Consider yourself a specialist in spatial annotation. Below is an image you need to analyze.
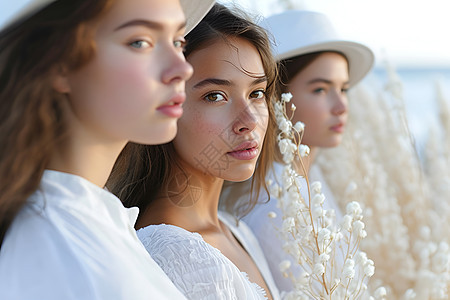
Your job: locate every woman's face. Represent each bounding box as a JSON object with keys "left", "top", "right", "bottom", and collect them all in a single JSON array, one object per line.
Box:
[
  {"left": 61, "top": 0, "right": 193, "bottom": 145},
  {"left": 288, "top": 52, "right": 349, "bottom": 148},
  {"left": 173, "top": 37, "right": 269, "bottom": 182}
]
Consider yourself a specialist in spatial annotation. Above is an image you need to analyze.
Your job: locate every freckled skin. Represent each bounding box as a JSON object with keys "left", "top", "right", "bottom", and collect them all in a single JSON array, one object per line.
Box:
[{"left": 174, "top": 37, "right": 269, "bottom": 182}]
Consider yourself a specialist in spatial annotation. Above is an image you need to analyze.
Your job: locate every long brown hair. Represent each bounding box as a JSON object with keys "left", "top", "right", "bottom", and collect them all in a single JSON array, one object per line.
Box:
[
  {"left": 0, "top": 0, "right": 114, "bottom": 246},
  {"left": 107, "top": 3, "right": 278, "bottom": 219}
]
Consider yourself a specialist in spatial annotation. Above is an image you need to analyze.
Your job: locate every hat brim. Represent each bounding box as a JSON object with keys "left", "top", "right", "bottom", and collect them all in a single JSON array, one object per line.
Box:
[
  {"left": 181, "top": 0, "right": 215, "bottom": 34},
  {"left": 1, "top": 0, "right": 214, "bottom": 35},
  {"left": 278, "top": 40, "right": 374, "bottom": 87}
]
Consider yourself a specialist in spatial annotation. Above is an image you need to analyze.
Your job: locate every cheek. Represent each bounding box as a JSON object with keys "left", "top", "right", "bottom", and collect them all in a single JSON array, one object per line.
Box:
[{"left": 175, "top": 108, "right": 227, "bottom": 154}]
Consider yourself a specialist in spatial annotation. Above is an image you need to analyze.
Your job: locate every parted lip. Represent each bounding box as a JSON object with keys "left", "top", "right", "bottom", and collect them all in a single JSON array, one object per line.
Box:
[
  {"left": 330, "top": 120, "right": 345, "bottom": 129},
  {"left": 157, "top": 92, "right": 186, "bottom": 109},
  {"left": 228, "top": 140, "right": 259, "bottom": 153}
]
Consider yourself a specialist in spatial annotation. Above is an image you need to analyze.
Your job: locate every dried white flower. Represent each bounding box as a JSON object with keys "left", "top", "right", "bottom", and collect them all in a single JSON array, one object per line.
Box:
[
  {"left": 278, "top": 118, "right": 292, "bottom": 135},
  {"left": 346, "top": 201, "right": 362, "bottom": 217},
  {"left": 352, "top": 220, "right": 365, "bottom": 237},
  {"left": 343, "top": 259, "right": 355, "bottom": 279},
  {"left": 278, "top": 138, "right": 290, "bottom": 154},
  {"left": 268, "top": 211, "right": 277, "bottom": 219},
  {"left": 298, "top": 272, "right": 310, "bottom": 286},
  {"left": 319, "top": 253, "right": 331, "bottom": 263},
  {"left": 318, "top": 228, "right": 331, "bottom": 243},
  {"left": 282, "top": 217, "right": 295, "bottom": 233},
  {"left": 271, "top": 91, "right": 380, "bottom": 299},
  {"left": 281, "top": 92, "right": 293, "bottom": 103},
  {"left": 299, "top": 144, "right": 310, "bottom": 157},
  {"left": 374, "top": 287, "right": 387, "bottom": 299},
  {"left": 279, "top": 260, "right": 291, "bottom": 272},
  {"left": 313, "top": 263, "right": 325, "bottom": 276},
  {"left": 312, "top": 193, "right": 325, "bottom": 206},
  {"left": 364, "top": 259, "right": 375, "bottom": 277},
  {"left": 311, "top": 181, "right": 322, "bottom": 194},
  {"left": 403, "top": 289, "right": 416, "bottom": 299},
  {"left": 341, "top": 215, "right": 353, "bottom": 231},
  {"left": 294, "top": 121, "right": 305, "bottom": 132},
  {"left": 290, "top": 103, "right": 296, "bottom": 111}
]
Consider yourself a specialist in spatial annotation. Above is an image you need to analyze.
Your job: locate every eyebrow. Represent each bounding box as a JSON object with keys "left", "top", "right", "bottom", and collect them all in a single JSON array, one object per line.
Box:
[
  {"left": 308, "top": 78, "right": 350, "bottom": 85},
  {"left": 114, "top": 19, "right": 187, "bottom": 32},
  {"left": 193, "top": 77, "right": 267, "bottom": 89}
]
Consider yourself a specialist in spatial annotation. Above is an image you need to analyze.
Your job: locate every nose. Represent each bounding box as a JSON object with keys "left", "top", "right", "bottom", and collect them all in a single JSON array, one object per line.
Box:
[
  {"left": 161, "top": 48, "right": 193, "bottom": 84},
  {"left": 331, "top": 89, "right": 348, "bottom": 116},
  {"left": 232, "top": 102, "right": 259, "bottom": 134}
]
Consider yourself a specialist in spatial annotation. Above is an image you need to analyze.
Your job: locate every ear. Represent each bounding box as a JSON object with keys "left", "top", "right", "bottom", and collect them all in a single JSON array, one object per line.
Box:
[{"left": 51, "top": 65, "right": 71, "bottom": 94}]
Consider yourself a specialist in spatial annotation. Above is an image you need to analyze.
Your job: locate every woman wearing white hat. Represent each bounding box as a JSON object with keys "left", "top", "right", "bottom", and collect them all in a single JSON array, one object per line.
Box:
[
  {"left": 0, "top": 0, "right": 213, "bottom": 299},
  {"left": 220, "top": 10, "right": 374, "bottom": 294}
]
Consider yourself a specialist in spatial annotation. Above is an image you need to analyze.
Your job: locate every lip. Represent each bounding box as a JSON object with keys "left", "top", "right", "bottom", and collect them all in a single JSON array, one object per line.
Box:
[
  {"left": 330, "top": 123, "right": 345, "bottom": 133},
  {"left": 156, "top": 93, "right": 186, "bottom": 118},
  {"left": 227, "top": 140, "right": 259, "bottom": 160}
]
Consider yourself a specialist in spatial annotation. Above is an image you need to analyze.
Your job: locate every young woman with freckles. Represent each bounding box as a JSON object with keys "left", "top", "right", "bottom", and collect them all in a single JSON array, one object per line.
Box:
[
  {"left": 0, "top": 0, "right": 213, "bottom": 299},
  {"left": 108, "top": 4, "right": 281, "bottom": 299},
  {"left": 220, "top": 10, "right": 375, "bottom": 294}
]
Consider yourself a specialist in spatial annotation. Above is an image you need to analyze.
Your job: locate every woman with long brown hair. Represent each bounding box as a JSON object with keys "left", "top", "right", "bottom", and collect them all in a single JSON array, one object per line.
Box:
[
  {"left": 0, "top": 0, "right": 213, "bottom": 299},
  {"left": 108, "top": 3, "right": 280, "bottom": 299}
]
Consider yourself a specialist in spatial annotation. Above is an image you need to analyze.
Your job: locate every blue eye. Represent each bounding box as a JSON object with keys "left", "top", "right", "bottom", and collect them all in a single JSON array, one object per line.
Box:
[
  {"left": 313, "top": 87, "right": 326, "bottom": 94},
  {"left": 204, "top": 92, "right": 225, "bottom": 102},
  {"left": 341, "top": 88, "right": 349, "bottom": 94},
  {"left": 129, "top": 40, "right": 151, "bottom": 49},
  {"left": 174, "top": 39, "right": 187, "bottom": 50},
  {"left": 250, "top": 90, "right": 265, "bottom": 100}
]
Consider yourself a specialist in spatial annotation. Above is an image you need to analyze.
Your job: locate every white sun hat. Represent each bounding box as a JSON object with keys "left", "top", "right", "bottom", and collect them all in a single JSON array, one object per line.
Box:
[
  {"left": 0, "top": 0, "right": 215, "bottom": 34},
  {"left": 262, "top": 10, "right": 374, "bottom": 87}
]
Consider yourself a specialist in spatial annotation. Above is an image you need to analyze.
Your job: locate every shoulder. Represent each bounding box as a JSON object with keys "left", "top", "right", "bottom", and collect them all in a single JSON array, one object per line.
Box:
[
  {"left": 0, "top": 207, "right": 96, "bottom": 299},
  {"left": 137, "top": 224, "right": 220, "bottom": 265},
  {"left": 137, "top": 224, "right": 243, "bottom": 298}
]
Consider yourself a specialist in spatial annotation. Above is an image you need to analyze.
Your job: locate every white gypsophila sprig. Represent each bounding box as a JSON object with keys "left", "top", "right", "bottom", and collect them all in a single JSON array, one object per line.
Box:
[
  {"left": 315, "top": 76, "right": 450, "bottom": 297},
  {"left": 271, "top": 93, "right": 378, "bottom": 299}
]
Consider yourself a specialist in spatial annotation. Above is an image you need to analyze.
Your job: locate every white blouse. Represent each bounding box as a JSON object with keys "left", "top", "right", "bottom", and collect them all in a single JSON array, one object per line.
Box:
[
  {"left": 0, "top": 170, "right": 187, "bottom": 300},
  {"left": 137, "top": 212, "right": 281, "bottom": 300}
]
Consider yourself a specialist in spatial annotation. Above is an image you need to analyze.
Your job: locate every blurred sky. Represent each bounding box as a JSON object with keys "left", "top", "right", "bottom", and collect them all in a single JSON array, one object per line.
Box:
[{"left": 220, "top": 0, "right": 450, "bottom": 68}]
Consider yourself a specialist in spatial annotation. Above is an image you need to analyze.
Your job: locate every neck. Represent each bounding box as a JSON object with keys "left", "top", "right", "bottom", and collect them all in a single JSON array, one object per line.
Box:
[
  {"left": 138, "top": 163, "right": 225, "bottom": 233},
  {"left": 48, "top": 130, "right": 126, "bottom": 188}
]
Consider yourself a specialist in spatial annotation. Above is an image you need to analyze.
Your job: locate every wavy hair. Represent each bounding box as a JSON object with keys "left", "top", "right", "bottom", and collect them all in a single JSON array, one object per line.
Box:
[
  {"left": 0, "top": 0, "right": 114, "bottom": 246},
  {"left": 108, "top": 3, "right": 278, "bottom": 220}
]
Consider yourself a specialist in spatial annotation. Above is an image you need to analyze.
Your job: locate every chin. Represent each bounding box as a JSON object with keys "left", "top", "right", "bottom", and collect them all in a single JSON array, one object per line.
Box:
[
  {"left": 222, "top": 166, "right": 255, "bottom": 182},
  {"left": 150, "top": 122, "right": 178, "bottom": 145},
  {"left": 321, "top": 139, "right": 342, "bottom": 148}
]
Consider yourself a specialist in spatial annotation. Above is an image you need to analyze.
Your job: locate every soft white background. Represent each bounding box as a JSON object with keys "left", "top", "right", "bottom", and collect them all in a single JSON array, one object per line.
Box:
[{"left": 220, "top": 0, "right": 450, "bottom": 68}]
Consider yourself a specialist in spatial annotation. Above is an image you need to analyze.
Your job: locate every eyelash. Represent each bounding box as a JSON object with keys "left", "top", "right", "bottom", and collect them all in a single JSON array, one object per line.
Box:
[
  {"left": 250, "top": 89, "right": 266, "bottom": 100},
  {"left": 128, "top": 37, "right": 186, "bottom": 52},
  {"left": 129, "top": 39, "right": 152, "bottom": 49},
  {"left": 174, "top": 38, "right": 187, "bottom": 51},
  {"left": 202, "top": 89, "right": 266, "bottom": 104},
  {"left": 203, "top": 92, "right": 226, "bottom": 103}
]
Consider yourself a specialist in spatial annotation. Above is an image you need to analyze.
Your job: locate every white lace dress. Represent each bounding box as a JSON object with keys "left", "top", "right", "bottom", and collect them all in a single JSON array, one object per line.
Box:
[{"left": 137, "top": 212, "right": 280, "bottom": 300}]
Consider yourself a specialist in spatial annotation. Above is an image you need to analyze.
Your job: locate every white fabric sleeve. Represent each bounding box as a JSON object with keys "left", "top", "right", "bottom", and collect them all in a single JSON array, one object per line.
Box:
[
  {"left": 138, "top": 225, "right": 247, "bottom": 300},
  {"left": 0, "top": 211, "right": 97, "bottom": 300}
]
